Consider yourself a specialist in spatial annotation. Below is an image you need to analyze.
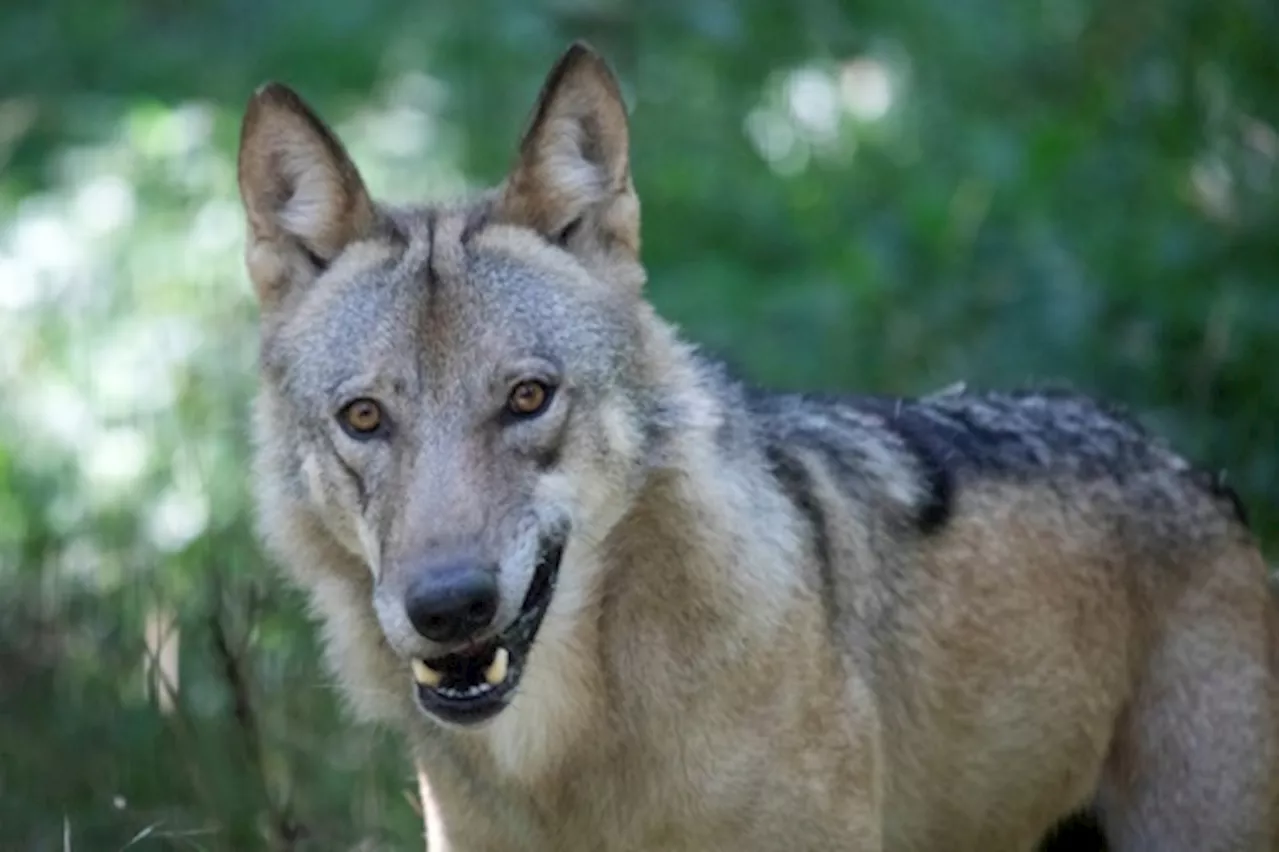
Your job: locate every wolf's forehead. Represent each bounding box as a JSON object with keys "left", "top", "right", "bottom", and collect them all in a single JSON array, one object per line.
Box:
[
  {"left": 272, "top": 204, "right": 606, "bottom": 395},
  {"left": 382, "top": 202, "right": 566, "bottom": 315},
  {"left": 315, "top": 205, "right": 547, "bottom": 326}
]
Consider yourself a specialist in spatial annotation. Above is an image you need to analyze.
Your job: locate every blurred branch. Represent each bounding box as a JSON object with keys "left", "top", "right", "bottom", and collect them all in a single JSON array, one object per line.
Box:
[
  {"left": 208, "top": 579, "right": 306, "bottom": 852},
  {"left": 143, "top": 604, "right": 180, "bottom": 715},
  {"left": 139, "top": 597, "right": 222, "bottom": 841}
]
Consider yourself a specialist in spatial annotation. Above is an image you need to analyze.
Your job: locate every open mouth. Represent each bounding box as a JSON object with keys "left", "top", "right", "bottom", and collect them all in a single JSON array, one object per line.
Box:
[{"left": 409, "top": 533, "right": 565, "bottom": 726}]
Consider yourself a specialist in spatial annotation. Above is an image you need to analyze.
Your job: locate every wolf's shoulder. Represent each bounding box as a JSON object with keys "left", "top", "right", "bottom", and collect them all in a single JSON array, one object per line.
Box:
[
  {"left": 744, "top": 383, "right": 1171, "bottom": 476},
  {"left": 850, "top": 386, "right": 1171, "bottom": 478},
  {"left": 738, "top": 381, "right": 1248, "bottom": 532}
]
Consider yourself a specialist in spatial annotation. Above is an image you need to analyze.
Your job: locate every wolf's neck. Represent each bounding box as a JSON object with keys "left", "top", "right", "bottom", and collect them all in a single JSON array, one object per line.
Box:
[
  {"left": 591, "top": 313, "right": 812, "bottom": 690},
  {"left": 616, "top": 309, "right": 800, "bottom": 622}
]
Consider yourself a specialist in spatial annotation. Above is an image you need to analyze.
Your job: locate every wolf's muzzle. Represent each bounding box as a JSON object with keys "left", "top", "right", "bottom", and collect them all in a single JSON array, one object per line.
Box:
[
  {"left": 403, "top": 557, "right": 500, "bottom": 644},
  {"left": 409, "top": 528, "right": 568, "bottom": 726}
]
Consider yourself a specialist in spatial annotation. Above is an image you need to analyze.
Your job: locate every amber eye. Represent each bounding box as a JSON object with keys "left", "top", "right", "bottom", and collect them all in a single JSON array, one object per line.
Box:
[
  {"left": 339, "top": 398, "right": 385, "bottom": 438},
  {"left": 507, "top": 380, "right": 553, "bottom": 418}
]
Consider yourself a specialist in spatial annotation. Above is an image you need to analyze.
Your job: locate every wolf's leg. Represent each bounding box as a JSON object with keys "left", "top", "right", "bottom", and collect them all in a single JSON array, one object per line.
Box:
[{"left": 1096, "top": 548, "right": 1277, "bottom": 852}]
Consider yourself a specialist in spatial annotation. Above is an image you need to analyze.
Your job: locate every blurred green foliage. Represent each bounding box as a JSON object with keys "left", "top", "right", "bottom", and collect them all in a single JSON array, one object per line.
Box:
[{"left": 0, "top": 0, "right": 1274, "bottom": 849}]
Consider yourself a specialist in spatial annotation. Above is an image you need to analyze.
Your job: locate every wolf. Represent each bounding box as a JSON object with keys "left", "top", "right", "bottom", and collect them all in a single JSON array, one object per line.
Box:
[{"left": 237, "top": 42, "right": 1278, "bottom": 851}]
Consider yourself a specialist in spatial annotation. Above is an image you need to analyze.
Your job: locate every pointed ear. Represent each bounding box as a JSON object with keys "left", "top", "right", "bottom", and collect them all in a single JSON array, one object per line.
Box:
[
  {"left": 499, "top": 43, "right": 640, "bottom": 265},
  {"left": 237, "top": 83, "right": 375, "bottom": 308}
]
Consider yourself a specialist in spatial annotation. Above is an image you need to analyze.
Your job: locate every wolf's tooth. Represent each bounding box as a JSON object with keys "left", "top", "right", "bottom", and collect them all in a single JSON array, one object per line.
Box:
[
  {"left": 484, "top": 646, "right": 510, "bottom": 686},
  {"left": 411, "top": 658, "right": 443, "bottom": 687}
]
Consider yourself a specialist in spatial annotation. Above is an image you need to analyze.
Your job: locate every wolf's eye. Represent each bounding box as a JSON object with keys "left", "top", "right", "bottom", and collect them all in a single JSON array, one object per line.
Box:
[
  {"left": 507, "top": 380, "right": 553, "bottom": 418},
  {"left": 339, "top": 398, "right": 386, "bottom": 438}
]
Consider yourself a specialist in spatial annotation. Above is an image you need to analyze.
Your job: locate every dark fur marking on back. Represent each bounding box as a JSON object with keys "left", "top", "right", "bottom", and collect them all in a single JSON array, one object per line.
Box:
[
  {"left": 748, "top": 389, "right": 954, "bottom": 536},
  {"left": 878, "top": 408, "right": 954, "bottom": 534},
  {"left": 828, "top": 396, "right": 956, "bottom": 533},
  {"left": 763, "top": 443, "right": 840, "bottom": 630},
  {"left": 746, "top": 374, "right": 1252, "bottom": 543},
  {"left": 853, "top": 394, "right": 1047, "bottom": 474}
]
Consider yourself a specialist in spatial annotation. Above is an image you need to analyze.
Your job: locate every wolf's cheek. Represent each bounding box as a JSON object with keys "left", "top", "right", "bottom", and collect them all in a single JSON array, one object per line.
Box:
[
  {"left": 597, "top": 397, "right": 643, "bottom": 465},
  {"left": 533, "top": 405, "right": 641, "bottom": 539},
  {"left": 301, "top": 451, "right": 380, "bottom": 573}
]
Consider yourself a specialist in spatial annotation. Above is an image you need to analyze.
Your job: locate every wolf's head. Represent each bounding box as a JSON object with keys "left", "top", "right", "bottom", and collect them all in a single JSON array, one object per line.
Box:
[{"left": 239, "top": 45, "right": 671, "bottom": 728}]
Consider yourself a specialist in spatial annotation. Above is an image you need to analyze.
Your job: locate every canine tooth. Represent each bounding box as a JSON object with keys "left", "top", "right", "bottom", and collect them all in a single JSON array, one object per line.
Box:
[
  {"left": 484, "top": 647, "right": 510, "bottom": 686},
  {"left": 411, "top": 658, "right": 442, "bottom": 687}
]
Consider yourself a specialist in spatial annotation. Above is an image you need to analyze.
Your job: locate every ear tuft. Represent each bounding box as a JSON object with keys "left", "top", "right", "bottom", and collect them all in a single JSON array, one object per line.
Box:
[
  {"left": 237, "top": 83, "right": 374, "bottom": 307},
  {"left": 500, "top": 42, "right": 639, "bottom": 260}
]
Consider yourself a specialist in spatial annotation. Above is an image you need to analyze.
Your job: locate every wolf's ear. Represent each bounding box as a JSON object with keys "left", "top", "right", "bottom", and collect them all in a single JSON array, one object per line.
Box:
[
  {"left": 499, "top": 43, "right": 640, "bottom": 268},
  {"left": 237, "top": 83, "right": 375, "bottom": 309}
]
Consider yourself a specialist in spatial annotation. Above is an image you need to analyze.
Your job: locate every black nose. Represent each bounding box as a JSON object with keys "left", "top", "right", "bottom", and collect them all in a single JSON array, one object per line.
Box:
[{"left": 404, "top": 558, "right": 500, "bottom": 643}]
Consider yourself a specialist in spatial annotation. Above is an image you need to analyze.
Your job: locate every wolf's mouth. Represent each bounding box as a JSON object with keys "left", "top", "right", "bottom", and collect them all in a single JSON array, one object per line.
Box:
[{"left": 409, "top": 533, "right": 565, "bottom": 726}]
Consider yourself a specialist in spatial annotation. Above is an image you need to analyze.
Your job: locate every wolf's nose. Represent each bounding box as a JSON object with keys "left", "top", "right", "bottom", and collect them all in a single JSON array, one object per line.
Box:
[{"left": 404, "top": 559, "right": 500, "bottom": 644}]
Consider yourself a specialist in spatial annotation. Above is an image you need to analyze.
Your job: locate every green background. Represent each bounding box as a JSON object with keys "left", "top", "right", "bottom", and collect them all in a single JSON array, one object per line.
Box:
[{"left": 0, "top": 0, "right": 1274, "bottom": 848}]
